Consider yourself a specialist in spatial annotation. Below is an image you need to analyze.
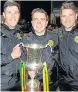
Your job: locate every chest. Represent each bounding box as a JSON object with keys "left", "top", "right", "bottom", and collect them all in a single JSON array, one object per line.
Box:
[
  {"left": 1, "top": 34, "right": 19, "bottom": 53},
  {"left": 59, "top": 32, "right": 78, "bottom": 53}
]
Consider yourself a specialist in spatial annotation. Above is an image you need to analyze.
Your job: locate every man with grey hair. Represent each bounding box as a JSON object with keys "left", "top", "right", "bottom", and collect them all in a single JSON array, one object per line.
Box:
[
  {"left": 1, "top": 1, "right": 21, "bottom": 91},
  {"left": 53, "top": 1, "right": 78, "bottom": 91}
]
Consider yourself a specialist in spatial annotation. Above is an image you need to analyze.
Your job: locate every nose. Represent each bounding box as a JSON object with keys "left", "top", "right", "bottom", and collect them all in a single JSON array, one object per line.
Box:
[
  {"left": 66, "top": 16, "right": 70, "bottom": 22},
  {"left": 11, "top": 13, "right": 15, "bottom": 18},
  {"left": 37, "top": 19, "right": 41, "bottom": 24}
]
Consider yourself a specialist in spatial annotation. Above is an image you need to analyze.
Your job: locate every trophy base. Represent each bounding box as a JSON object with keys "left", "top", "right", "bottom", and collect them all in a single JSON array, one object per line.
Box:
[{"left": 26, "top": 79, "right": 41, "bottom": 92}]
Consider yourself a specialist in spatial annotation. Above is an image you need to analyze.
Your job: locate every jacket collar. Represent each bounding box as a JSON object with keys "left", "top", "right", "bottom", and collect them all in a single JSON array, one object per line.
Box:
[
  {"left": 61, "top": 24, "right": 78, "bottom": 33},
  {"left": 32, "top": 27, "right": 47, "bottom": 37}
]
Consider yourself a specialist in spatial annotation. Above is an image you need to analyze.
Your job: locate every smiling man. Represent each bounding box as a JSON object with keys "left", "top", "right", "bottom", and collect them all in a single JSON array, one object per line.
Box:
[
  {"left": 1, "top": 1, "right": 21, "bottom": 91},
  {"left": 53, "top": 1, "right": 78, "bottom": 91},
  {"left": 11, "top": 8, "right": 59, "bottom": 91}
]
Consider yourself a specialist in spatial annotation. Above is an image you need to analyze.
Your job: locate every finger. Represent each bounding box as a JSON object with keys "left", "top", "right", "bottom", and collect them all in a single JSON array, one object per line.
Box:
[{"left": 13, "top": 44, "right": 21, "bottom": 51}]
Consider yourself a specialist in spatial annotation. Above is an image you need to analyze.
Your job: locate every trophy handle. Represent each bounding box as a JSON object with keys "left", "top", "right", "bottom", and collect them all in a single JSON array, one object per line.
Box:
[
  {"left": 19, "top": 61, "right": 26, "bottom": 92},
  {"left": 43, "top": 62, "right": 49, "bottom": 91}
]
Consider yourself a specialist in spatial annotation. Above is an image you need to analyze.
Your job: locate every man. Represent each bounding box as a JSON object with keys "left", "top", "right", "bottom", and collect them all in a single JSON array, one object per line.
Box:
[
  {"left": 1, "top": 1, "right": 21, "bottom": 91},
  {"left": 53, "top": 1, "right": 78, "bottom": 91},
  {"left": 11, "top": 8, "right": 59, "bottom": 91}
]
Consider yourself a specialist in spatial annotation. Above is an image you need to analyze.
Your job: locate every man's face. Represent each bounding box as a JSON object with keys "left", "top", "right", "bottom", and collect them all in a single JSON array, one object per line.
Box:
[
  {"left": 3, "top": 6, "right": 20, "bottom": 29},
  {"left": 60, "top": 9, "right": 77, "bottom": 29},
  {"left": 31, "top": 12, "right": 48, "bottom": 35}
]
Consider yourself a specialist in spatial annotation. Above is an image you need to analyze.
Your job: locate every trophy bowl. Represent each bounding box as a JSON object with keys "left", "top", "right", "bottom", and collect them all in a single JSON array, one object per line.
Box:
[
  {"left": 24, "top": 44, "right": 46, "bottom": 72},
  {"left": 19, "top": 43, "right": 49, "bottom": 91}
]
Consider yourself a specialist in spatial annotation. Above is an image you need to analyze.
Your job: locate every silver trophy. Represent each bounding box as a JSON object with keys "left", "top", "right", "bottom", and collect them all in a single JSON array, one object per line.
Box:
[
  {"left": 19, "top": 41, "right": 54, "bottom": 92},
  {"left": 19, "top": 43, "right": 47, "bottom": 92}
]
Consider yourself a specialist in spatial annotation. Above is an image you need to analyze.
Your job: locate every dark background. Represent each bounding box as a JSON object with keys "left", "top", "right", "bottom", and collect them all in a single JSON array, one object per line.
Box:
[
  {"left": 1, "top": 1, "right": 51, "bottom": 22},
  {"left": 1, "top": 1, "right": 78, "bottom": 22}
]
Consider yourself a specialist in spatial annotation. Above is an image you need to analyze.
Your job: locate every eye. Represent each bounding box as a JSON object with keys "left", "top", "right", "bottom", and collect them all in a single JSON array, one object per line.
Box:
[
  {"left": 69, "top": 14, "right": 73, "bottom": 17},
  {"left": 15, "top": 12, "right": 18, "bottom": 14},
  {"left": 7, "top": 11, "right": 11, "bottom": 14},
  {"left": 15, "top": 11, "right": 19, "bottom": 15},
  {"left": 32, "top": 18, "right": 38, "bottom": 21},
  {"left": 41, "top": 18, "right": 46, "bottom": 21},
  {"left": 61, "top": 15, "right": 66, "bottom": 18}
]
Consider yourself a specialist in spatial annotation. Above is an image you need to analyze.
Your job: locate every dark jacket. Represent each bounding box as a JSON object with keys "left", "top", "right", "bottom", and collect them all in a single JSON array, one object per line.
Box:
[
  {"left": 1, "top": 24, "right": 21, "bottom": 90},
  {"left": 53, "top": 25, "right": 78, "bottom": 90},
  {"left": 22, "top": 28, "right": 59, "bottom": 90}
]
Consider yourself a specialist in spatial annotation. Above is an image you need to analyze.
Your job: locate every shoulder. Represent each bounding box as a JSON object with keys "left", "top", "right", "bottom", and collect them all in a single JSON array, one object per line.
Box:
[
  {"left": 47, "top": 29, "right": 59, "bottom": 39},
  {"left": 74, "top": 28, "right": 78, "bottom": 36},
  {"left": 1, "top": 24, "right": 6, "bottom": 31},
  {"left": 1, "top": 24, "right": 7, "bottom": 37},
  {"left": 75, "top": 25, "right": 78, "bottom": 32},
  {"left": 72, "top": 25, "right": 78, "bottom": 35},
  {"left": 1, "top": 24, "right": 10, "bottom": 34},
  {"left": 24, "top": 32, "right": 33, "bottom": 38},
  {"left": 47, "top": 29, "right": 57, "bottom": 35},
  {"left": 52, "top": 27, "right": 64, "bottom": 38},
  {"left": 46, "top": 29, "right": 59, "bottom": 45},
  {"left": 52, "top": 27, "right": 62, "bottom": 34},
  {"left": 23, "top": 32, "right": 33, "bottom": 43}
]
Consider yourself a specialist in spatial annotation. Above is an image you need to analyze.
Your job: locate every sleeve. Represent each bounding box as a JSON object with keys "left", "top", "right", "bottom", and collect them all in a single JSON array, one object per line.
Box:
[
  {"left": 1, "top": 50, "right": 13, "bottom": 66},
  {"left": 1, "top": 34, "right": 13, "bottom": 66}
]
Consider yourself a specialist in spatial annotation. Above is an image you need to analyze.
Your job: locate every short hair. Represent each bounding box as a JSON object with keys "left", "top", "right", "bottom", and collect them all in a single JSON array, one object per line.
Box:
[
  {"left": 60, "top": 1, "right": 76, "bottom": 14},
  {"left": 31, "top": 8, "right": 49, "bottom": 21},
  {"left": 4, "top": 1, "right": 20, "bottom": 12}
]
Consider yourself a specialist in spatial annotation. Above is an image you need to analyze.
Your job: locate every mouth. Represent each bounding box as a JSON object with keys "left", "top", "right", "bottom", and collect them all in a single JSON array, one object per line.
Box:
[
  {"left": 10, "top": 18, "right": 16, "bottom": 21},
  {"left": 36, "top": 25, "right": 42, "bottom": 28}
]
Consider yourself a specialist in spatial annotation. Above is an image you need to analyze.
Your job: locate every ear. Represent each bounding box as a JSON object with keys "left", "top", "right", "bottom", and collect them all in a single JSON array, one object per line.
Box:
[
  {"left": 46, "top": 21, "right": 48, "bottom": 27},
  {"left": 31, "top": 20, "right": 33, "bottom": 26},
  {"left": 76, "top": 13, "right": 78, "bottom": 20},
  {"left": 60, "top": 15, "right": 62, "bottom": 24},
  {"left": 31, "top": 20, "right": 32, "bottom": 24},
  {"left": 3, "top": 12, "right": 5, "bottom": 18}
]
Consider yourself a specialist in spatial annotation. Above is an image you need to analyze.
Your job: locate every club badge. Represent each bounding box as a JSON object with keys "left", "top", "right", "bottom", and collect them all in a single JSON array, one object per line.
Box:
[{"left": 74, "top": 36, "right": 78, "bottom": 43}]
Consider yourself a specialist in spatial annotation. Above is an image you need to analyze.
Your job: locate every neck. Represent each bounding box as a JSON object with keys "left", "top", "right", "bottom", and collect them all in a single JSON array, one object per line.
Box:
[
  {"left": 35, "top": 30, "right": 46, "bottom": 36},
  {"left": 4, "top": 23, "right": 15, "bottom": 29}
]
